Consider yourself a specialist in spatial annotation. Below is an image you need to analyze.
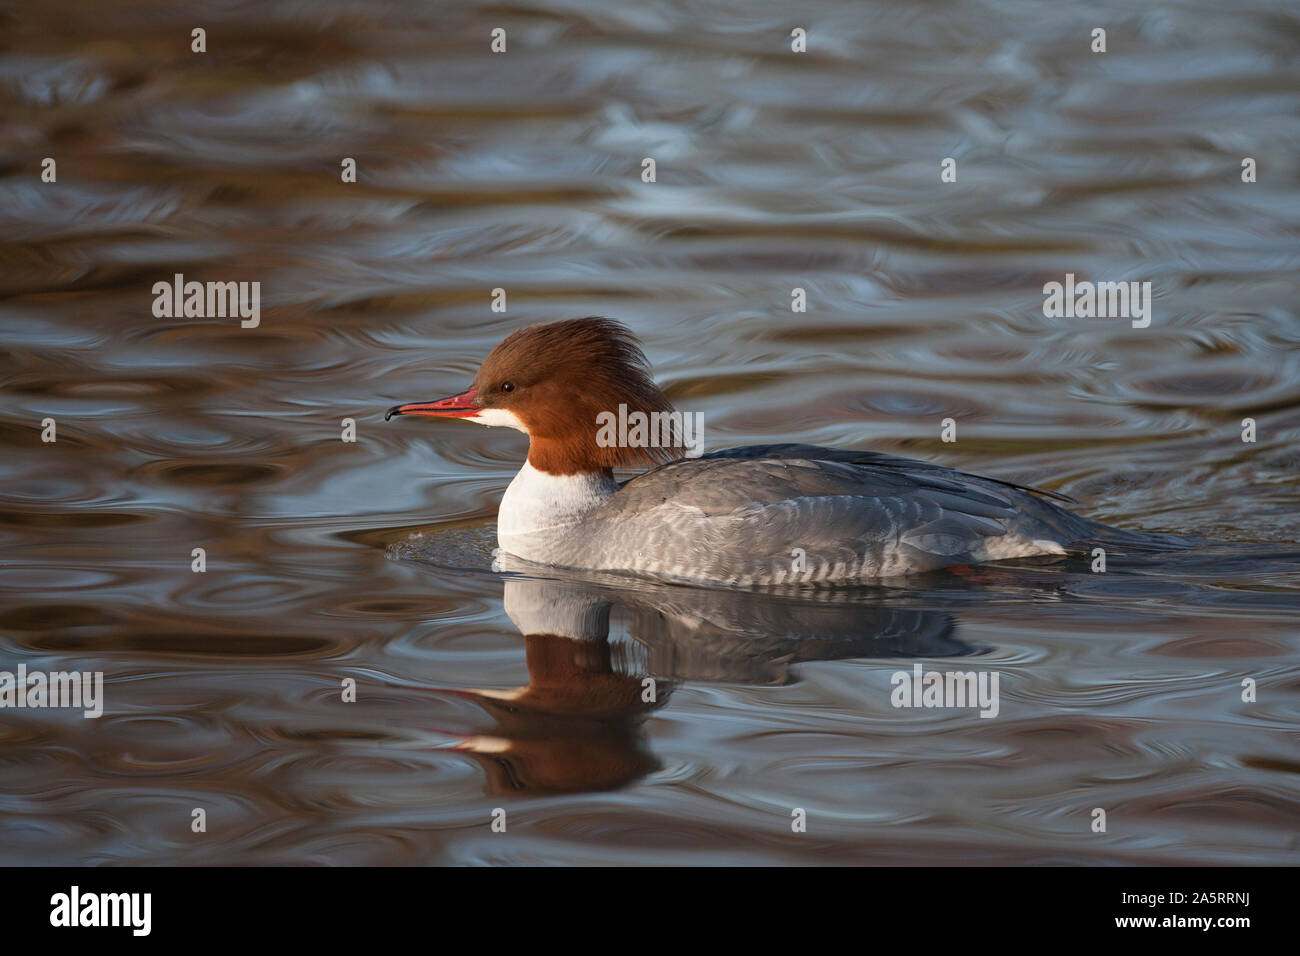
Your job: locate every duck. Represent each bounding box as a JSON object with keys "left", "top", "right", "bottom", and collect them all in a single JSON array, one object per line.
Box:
[{"left": 386, "top": 316, "right": 1121, "bottom": 586}]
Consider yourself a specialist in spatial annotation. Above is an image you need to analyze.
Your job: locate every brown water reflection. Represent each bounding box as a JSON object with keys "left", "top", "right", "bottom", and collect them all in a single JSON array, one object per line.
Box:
[{"left": 1, "top": 0, "right": 1299, "bottom": 864}]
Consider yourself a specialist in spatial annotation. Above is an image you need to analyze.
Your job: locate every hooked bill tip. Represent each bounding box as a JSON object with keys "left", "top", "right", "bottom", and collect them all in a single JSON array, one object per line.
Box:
[{"left": 384, "top": 405, "right": 401, "bottom": 421}]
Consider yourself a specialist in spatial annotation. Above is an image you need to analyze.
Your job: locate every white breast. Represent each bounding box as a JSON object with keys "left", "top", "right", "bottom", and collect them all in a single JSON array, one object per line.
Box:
[{"left": 497, "top": 461, "right": 617, "bottom": 562}]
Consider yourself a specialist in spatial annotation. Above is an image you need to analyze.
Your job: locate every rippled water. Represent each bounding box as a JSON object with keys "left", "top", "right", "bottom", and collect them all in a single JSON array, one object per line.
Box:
[{"left": 2, "top": 0, "right": 1298, "bottom": 865}]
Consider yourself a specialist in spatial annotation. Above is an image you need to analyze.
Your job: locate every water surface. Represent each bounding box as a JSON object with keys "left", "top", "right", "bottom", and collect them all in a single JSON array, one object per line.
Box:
[{"left": 1, "top": 0, "right": 1299, "bottom": 865}]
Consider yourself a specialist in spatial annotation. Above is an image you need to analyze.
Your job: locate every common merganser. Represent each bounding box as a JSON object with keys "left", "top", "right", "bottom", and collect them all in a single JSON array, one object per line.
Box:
[{"left": 386, "top": 317, "right": 1125, "bottom": 586}]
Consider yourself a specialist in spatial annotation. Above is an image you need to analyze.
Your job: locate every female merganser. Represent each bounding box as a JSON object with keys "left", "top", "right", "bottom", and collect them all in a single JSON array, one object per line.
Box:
[{"left": 386, "top": 316, "right": 1123, "bottom": 586}]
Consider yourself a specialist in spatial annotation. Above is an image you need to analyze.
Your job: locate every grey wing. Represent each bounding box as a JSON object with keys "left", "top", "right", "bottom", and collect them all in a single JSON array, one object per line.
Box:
[{"left": 605, "top": 452, "right": 1098, "bottom": 581}]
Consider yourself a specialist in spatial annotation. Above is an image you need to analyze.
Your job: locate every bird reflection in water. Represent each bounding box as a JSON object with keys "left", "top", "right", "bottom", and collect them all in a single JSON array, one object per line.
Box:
[{"left": 419, "top": 555, "right": 970, "bottom": 795}]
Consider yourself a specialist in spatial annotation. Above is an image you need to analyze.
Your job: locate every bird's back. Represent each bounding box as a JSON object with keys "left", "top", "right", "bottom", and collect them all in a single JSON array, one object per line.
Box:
[{"left": 568, "top": 444, "right": 1107, "bottom": 585}]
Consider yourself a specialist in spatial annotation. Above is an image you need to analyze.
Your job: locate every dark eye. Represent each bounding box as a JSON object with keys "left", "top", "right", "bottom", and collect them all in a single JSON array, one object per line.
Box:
[{"left": 500, "top": 382, "right": 515, "bottom": 393}]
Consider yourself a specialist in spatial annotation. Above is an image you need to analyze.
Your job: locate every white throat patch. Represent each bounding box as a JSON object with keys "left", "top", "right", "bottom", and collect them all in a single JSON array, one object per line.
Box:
[{"left": 467, "top": 407, "right": 528, "bottom": 432}]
